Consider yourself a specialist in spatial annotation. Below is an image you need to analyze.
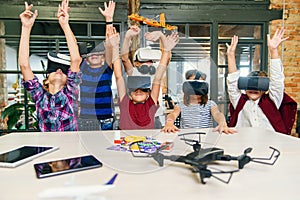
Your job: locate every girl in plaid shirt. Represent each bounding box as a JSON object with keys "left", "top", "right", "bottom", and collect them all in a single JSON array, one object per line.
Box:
[{"left": 19, "top": 0, "right": 82, "bottom": 132}]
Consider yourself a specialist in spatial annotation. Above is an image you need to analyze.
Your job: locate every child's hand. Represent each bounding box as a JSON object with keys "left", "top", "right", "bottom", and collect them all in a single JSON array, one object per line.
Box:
[
  {"left": 19, "top": 2, "right": 38, "bottom": 28},
  {"left": 161, "top": 122, "right": 179, "bottom": 133},
  {"left": 213, "top": 124, "right": 237, "bottom": 134},
  {"left": 267, "top": 28, "right": 289, "bottom": 50},
  {"left": 57, "top": 0, "right": 70, "bottom": 26},
  {"left": 98, "top": 0, "right": 115, "bottom": 22},
  {"left": 106, "top": 26, "right": 120, "bottom": 48},
  {"left": 125, "top": 25, "right": 141, "bottom": 38},
  {"left": 145, "top": 31, "right": 164, "bottom": 42},
  {"left": 226, "top": 35, "right": 238, "bottom": 55},
  {"left": 162, "top": 32, "right": 179, "bottom": 52}
]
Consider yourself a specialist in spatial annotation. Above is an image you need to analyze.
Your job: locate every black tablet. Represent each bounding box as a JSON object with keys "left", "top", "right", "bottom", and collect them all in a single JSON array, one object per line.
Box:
[
  {"left": 0, "top": 146, "right": 59, "bottom": 168},
  {"left": 34, "top": 155, "right": 102, "bottom": 178}
]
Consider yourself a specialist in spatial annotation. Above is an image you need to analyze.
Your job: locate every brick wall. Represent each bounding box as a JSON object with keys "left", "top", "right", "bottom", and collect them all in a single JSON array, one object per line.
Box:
[{"left": 270, "top": 0, "right": 300, "bottom": 135}]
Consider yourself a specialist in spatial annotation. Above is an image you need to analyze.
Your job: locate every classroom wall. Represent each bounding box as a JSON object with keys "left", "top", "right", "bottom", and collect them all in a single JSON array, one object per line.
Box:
[
  {"left": 271, "top": 0, "right": 299, "bottom": 104},
  {"left": 271, "top": 0, "right": 300, "bottom": 135}
]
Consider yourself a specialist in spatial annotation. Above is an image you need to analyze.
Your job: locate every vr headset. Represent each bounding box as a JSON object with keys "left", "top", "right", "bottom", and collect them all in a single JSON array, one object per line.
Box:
[
  {"left": 127, "top": 76, "right": 151, "bottom": 92},
  {"left": 136, "top": 64, "right": 156, "bottom": 75},
  {"left": 238, "top": 76, "right": 270, "bottom": 91},
  {"left": 134, "top": 48, "right": 161, "bottom": 75},
  {"left": 134, "top": 47, "right": 162, "bottom": 62},
  {"left": 47, "top": 52, "right": 70, "bottom": 76},
  {"left": 182, "top": 80, "right": 209, "bottom": 96},
  {"left": 78, "top": 41, "right": 105, "bottom": 58}
]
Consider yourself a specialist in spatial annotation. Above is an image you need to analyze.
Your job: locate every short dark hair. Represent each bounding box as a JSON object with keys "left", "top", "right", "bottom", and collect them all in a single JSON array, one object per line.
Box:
[{"left": 185, "top": 69, "right": 198, "bottom": 80}]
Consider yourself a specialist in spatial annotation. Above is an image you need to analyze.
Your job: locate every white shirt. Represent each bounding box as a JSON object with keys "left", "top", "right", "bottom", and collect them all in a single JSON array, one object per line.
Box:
[{"left": 226, "top": 59, "right": 284, "bottom": 131}]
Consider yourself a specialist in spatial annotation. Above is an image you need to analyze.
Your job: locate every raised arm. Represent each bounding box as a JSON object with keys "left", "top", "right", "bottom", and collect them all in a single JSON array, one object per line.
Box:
[
  {"left": 121, "top": 25, "right": 140, "bottom": 75},
  {"left": 106, "top": 26, "right": 126, "bottom": 101},
  {"left": 18, "top": 2, "right": 38, "bottom": 81},
  {"left": 98, "top": 0, "right": 115, "bottom": 67},
  {"left": 57, "top": 0, "right": 81, "bottom": 72},
  {"left": 226, "top": 35, "right": 239, "bottom": 74},
  {"left": 151, "top": 32, "right": 179, "bottom": 104},
  {"left": 267, "top": 27, "right": 288, "bottom": 108}
]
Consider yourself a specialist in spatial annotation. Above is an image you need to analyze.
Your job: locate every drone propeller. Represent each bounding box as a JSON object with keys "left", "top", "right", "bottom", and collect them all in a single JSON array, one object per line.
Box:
[
  {"left": 237, "top": 146, "right": 280, "bottom": 169},
  {"left": 180, "top": 138, "right": 198, "bottom": 143},
  {"left": 178, "top": 132, "right": 205, "bottom": 151},
  {"left": 236, "top": 148, "right": 252, "bottom": 169},
  {"left": 250, "top": 146, "right": 280, "bottom": 165},
  {"left": 244, "top": 147, "right": 253, "bottom": 154},
  {"left": 178, "top": 132, "right": 206, "bottom": 137},
  {"left": 192, "top": 165, "right": 239, "bottom": 184}
]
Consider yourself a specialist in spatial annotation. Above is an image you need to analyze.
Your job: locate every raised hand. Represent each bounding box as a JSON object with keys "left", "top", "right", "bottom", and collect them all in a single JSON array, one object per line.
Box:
[
  {"left": 57, "top": 0, "right": 70, "bottom": 26},
  {"left": 145, "top": 31, "right": 164, "bottom": 42},
  {"left": 125, "top": 25, "right": 141, "bottom": 38},
  {"left": 161, "top": 32, "right": 179, "bottom": 52},
  {"left": 226, "top": 35, "right": 238, "bottom": 55},
  {"left": 267, "top": 28, "right": 289, "bottom": 50},
  {"left": 106, "top": 26, "right": 120, "bottom": 48},
  {"left": 19, "top": 2, "right": 38, "bottom": 28},
  {"left": 98, "top": 0, "right": 115, "bottom": 22}
]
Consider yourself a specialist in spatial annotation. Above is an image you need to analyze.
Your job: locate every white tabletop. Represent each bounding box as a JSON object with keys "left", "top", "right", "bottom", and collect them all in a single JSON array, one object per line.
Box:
[{"left": 0, "top": 127, "right": 299, "bottom": 200}]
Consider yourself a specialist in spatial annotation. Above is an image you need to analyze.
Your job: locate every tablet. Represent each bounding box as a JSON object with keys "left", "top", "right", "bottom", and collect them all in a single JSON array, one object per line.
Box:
[
  {"left": 0, "top": 146, "right": 59, "bottom": 168},
  {"left": 34, "top": 155, "right": 102, "bottom": 178}
]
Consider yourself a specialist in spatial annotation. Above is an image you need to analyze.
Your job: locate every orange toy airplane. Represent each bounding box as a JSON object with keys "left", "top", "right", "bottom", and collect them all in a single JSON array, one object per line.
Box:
[{"left": 128, "top": 13, "right": 177, "bottom": 31}]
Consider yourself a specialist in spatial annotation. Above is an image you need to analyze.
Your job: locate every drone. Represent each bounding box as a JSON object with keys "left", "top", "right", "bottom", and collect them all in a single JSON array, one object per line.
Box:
[{"left": 129, "top": 132, "right": 280, "bottom": 184}]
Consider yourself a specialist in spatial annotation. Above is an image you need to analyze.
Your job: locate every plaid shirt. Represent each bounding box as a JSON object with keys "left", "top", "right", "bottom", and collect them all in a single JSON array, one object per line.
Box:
[{"left": 22, "top": 70, "right": 82, "bottom": 132}]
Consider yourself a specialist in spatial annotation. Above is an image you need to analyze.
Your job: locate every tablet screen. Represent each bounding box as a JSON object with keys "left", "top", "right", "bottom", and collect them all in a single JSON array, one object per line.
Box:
[
  {"left": 34, "top": 155, "right": 102, "bottom": 178},
  {"left": 0, "top": 146, "right": 58, "bottom": 168}
]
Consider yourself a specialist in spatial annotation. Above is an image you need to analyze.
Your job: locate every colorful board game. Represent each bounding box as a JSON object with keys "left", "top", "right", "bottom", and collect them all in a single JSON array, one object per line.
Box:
[{"left": 107, "top": 135, "right": 173, "bottom": 153}]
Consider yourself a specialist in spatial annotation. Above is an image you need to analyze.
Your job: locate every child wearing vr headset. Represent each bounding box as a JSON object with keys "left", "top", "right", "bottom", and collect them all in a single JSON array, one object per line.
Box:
[
  {"left": 121, "top": 25, "right": 163, "bottom": 76},
  {"left": 77, "top": 0, "right": 116, "bottom": 131},
  {"left": 121, "top": 26, "right": 168, "bottom": 128},
  {"left": 162, "top": 80, "right": 236, "bottom": 134},
  {"left": 106, "top": 25, "right": 179, "bottom": 130},
  {"left": 226, "top": 28, "right": 297, "bottom": 134},
  {"left": 19, "top": 0, "right": 82, "bottom": 132}
]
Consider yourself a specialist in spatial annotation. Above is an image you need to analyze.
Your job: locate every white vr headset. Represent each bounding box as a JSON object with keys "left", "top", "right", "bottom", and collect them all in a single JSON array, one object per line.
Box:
[{"left": 134, "top": 47, "right": 162, "bottom": 62}]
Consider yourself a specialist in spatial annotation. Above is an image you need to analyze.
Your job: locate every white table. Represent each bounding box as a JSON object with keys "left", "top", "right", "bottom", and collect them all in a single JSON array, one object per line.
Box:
[{"left": 0, "top": 127, "right": 299, "bottom": 200}]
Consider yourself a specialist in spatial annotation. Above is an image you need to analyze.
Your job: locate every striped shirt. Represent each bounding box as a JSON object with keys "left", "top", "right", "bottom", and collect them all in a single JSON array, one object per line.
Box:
[
  {"left": 79, "top": 61, "right": 114, "bottom": 120},
  {"left": 22, "top": 70, "right": 81, "bottom": 132},
  {"left": 179, "top": 100, "right": 217, "bottom": 129}
]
